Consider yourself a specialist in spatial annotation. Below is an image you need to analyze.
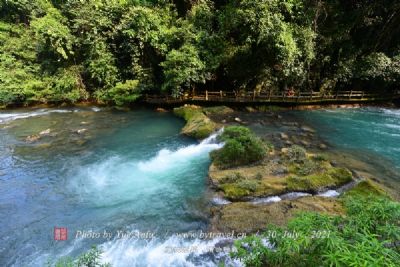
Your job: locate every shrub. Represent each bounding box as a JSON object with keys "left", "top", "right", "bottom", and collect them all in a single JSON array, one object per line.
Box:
[
  {"left": 232, "top": 195, "right": 400, "bottom": 267},
  {"left": 295, "top": 159, "right": 322, "bottom": 176},
  {"left": 237, "top": 179, "right": 259, "bottom": 192},
  {"left": 211, "top": 126, "right": 268, "bottom": 168},
  {"left": 286, "top": 145, "right": 307, "bottom": 163},
  {"left": 96, "top": 80, "right": 141, "bottom": 106}
]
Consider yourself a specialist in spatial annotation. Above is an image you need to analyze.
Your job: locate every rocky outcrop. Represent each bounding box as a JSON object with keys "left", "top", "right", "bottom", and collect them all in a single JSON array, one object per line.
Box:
[
  {"left": 173, "top": 105, "right": 233, "bottom": 139},
  {"left": 209, "top": 146, "right": 353, "bottom": 201},
  {"left": 211, "top": 196, "right": 344, "bottom": 233}
]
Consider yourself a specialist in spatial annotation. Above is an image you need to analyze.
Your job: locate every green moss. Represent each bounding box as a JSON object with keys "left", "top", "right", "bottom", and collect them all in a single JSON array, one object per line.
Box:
[
  {"left": 173, "top": 105, "right": 203, "bottom": 121},
  {"left": 220, "top": 178, "right": 261, "bottom": 200},
  {"left": 221, "top": 184, "right": 252, "bottom": 200},
  {"left": 344, "top": 180, "right": 388, "bottom": 198},
  {"left": 202, "top": 106, "right": 233, "bottom": 116},
  {"left": 287, "top": 167, "right": 352, "bottom": 192},
  {"left": 173, "top": 105, "right": 217, "bottom": 139}
]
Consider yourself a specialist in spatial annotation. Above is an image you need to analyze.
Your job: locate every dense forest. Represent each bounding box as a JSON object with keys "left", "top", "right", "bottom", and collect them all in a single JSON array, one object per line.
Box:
[{"left": 1, "top": 0, "right": 399, "bottom": 106}]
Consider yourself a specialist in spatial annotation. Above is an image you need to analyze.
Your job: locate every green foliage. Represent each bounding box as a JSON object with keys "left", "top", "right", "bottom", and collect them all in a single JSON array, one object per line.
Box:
[
  {"left": 161, "top": 44, "right": 207, "bottom": 97},
  {"left": 1, "top": 0, "right": 400, "bottom": 106},
  {"left": 286, "top": 145, "right": 307, "bottom": 163},
  {"left": 31, "top": 7, "right": 75, "bottom": 61},
  {"left": 96, "top": 80, "right": 141, "bottom": 105},
  {"left": 233, "top": 195, "right": 400, "bottom": 267},
  {"left": 211, "top": 126, "right": 268, "bottom": 168},
  {"left": 53, "top": 246, "right": 111, "bottom": 267}
]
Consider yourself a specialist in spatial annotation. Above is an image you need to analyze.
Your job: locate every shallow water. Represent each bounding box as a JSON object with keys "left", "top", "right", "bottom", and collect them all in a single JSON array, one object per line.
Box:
[{"left": 295, "top": 107, "right": 400, "bottom": 169}]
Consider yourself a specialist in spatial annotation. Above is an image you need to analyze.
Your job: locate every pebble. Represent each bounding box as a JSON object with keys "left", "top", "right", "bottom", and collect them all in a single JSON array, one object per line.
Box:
[
  {"left": 319, "top": 143, "right": 328, "bottom": 149},
  {"left": 300, "top": 126, "right": 316, "bottom": 133},
  {"left": 39, "top": 129, "right": 51, "bottom": 136},
  {"left": 26, "top": 135, "right": 40, "bottom": 142},
  {"left": 280, "top": 132, "right": 289, "bottom": 140},
  {"left": 155, "top": 108, "right": 167, "bottom": 112},
  {"left": 301, "top": 140, "right": 310, "bottom": 147},
  {"left": 76, "top": 129, "right": 88, "bottom": 134}
]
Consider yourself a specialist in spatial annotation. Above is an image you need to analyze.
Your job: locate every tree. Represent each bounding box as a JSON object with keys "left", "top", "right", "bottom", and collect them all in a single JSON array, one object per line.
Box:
[{"left": 161, "top": 43, "right": 207, "bottom": 97}]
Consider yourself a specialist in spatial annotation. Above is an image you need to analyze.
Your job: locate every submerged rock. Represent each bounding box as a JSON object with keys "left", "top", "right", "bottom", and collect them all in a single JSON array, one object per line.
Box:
[
  {"left": 76, "top": 128, "right": 88, "bottom": 134},
  {"left": 300, "top": 125, "right": 316, "bottom": 133},
  {"left": 319, "top": 143, "right": 328, "bottom": 149},
  {"left": 26, "top": 134, "right": 40, "bottom": 142},
  {"left": 39, "top": 129, "right": 51, "bottom": 136},
  {"left": 155, "top": 107, "right": 168, "bottom": 112}
]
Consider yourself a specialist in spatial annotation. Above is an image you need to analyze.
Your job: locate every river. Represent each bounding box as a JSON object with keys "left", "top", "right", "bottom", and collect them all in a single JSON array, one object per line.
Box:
[{"left": 0, "top": 106, "right": 399, "bottom": 266}]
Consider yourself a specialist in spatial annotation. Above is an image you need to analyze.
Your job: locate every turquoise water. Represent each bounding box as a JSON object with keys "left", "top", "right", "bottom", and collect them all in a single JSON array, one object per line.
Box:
[
  {"left": 294, "top": 107, "right": 400, "bottom": 170},
  {"left": 0, "top": 108, "right": 224, "bottom": 266},
  {"left": 1, "top": 106, "right": 399, "bottom": 266}
]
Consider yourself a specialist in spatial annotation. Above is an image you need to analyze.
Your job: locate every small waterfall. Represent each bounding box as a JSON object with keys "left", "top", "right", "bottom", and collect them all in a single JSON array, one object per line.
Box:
[{"left": 137, "top": 128, "right": 224, "bottom": 173}]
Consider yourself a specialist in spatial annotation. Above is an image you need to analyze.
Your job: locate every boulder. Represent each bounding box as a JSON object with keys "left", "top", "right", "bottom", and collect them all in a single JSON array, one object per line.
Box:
[{"left": 173, "top": 106, "right": 217, "bottom": 139}]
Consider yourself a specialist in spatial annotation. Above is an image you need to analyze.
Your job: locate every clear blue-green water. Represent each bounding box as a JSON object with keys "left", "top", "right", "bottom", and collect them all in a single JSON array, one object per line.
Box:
[
  {"left": 295, "top": 107, "right": 400, "bottom": 170},
  {"left": 0, "top": 106, "right": 399, "bottom": 266},
  {"left": 0, "top": 108, "right": 224, "bottom": 266}
]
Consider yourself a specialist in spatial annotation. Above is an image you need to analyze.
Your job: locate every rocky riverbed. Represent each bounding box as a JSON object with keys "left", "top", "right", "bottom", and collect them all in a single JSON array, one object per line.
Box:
[{"left": 172, "top": 105, "right": 394, "bottom": 233}]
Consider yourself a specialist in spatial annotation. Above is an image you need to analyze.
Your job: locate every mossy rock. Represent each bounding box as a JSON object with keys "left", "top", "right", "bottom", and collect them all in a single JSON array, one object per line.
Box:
[
  {"left": 202, "top": 106, "right": 234, "bottom": 116},
  {"left": 211, "top": 196, "right": 344, "bottom": 233},
  {"left": 173, "top": 105, "right": 203, "bottom": 121},
  {"left": 287, "top": 167, "right": 352, "bottom": 193},
  {"left": 343, "top": 179, "right": 388, "bottom": 198},
  {"left": 173, "top": 105, "right": 217, "bottom": 139}
]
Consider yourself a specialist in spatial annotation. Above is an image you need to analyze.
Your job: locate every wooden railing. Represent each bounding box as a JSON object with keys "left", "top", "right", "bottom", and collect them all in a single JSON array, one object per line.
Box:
[{"left": 145, "top": 90, "right": 400, "bottom": 104}]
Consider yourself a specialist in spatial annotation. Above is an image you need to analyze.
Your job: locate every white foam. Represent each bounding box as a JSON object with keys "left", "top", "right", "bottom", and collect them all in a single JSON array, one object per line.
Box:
[
  {"left": 0, "top": 109, "right": 72, "bottom": 123},
  {"left": 212, "top": 197, "right": 231, "bottom": 205},
  {"left": 281, "top": 192, "right": 312, "bottom": 199},
  {"left": 318, "top": 190, "right": 340, "bottom": 197},
  {"left": 100, "top": 235, "right": 242, "bottom": 267},
  {"left": 251, "top": 196, "right": 282, "bottom": 204},
  {"left": 137, "top": 130, "right": 223, "bottom": 173},
  {"left": 381, "top": 108, "right": 400, "bottom": 117}
]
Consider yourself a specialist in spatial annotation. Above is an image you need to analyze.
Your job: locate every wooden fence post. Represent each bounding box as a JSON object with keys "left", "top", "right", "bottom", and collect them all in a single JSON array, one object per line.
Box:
[
  {"left": 206, "top": 90, "right": 208, "bottom": 101},
  {"left": 220, "top": 90, "right": 223, "bottom": 99},
  {"left": 349, "top": 90, "right": 353, "bottom": 99}
]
